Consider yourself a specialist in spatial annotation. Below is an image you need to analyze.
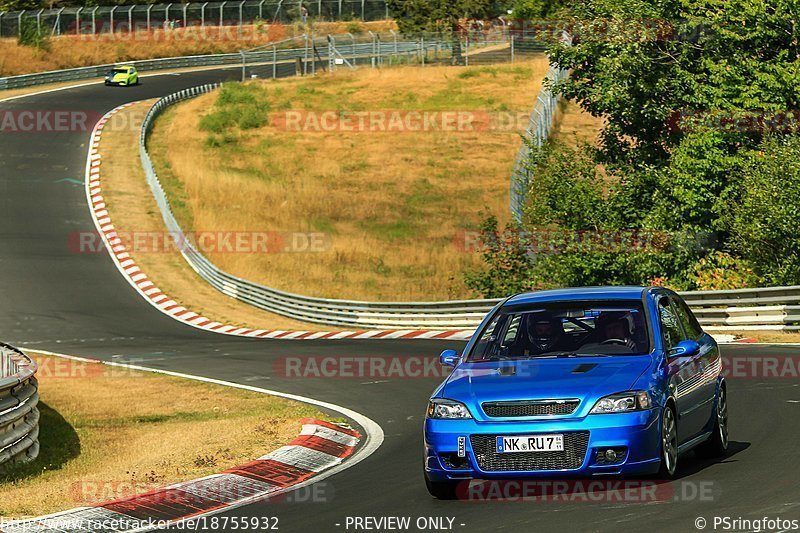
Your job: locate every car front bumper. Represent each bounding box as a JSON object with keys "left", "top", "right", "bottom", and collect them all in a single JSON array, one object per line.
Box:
[{"left": 424, "top": 409, "right": 662, "bottom": 482}]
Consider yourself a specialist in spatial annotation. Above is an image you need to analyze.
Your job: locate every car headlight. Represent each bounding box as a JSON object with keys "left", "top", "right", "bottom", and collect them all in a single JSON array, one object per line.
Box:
[
  {"left": 590, "top": 391, "right": 652, "bottom": 414},
  {"left": 426, "top": 398, "right": 473, "bottom": 419}
]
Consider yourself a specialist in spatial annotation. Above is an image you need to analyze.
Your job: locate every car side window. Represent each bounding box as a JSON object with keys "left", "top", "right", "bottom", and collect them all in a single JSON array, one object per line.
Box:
[
  {"left": 672, "top": 297, "right": 704, "bottom": 341},
  {"left": 658, "top": 297, "right": 684, "bottom": 349}
]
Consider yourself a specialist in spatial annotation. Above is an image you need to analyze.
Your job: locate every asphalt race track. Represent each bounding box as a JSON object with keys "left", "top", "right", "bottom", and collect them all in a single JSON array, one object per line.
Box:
[{"left": 2, "top": 68, "right": 800, "bottom": 533}]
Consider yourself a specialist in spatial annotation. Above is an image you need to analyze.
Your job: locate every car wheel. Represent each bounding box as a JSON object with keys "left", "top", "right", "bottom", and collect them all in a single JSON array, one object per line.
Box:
[
  {"left": 658, "top": 404, "right": 678, "bottom": 478},
  {"left": 424, "top": 470, "right": 459, "bottom": 500},
  {"left": 696, "top": 385, "right": 729, "bottom": 458}
]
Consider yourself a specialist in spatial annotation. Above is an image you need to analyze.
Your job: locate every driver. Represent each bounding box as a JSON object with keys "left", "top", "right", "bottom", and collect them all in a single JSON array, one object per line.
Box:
[
  {"left": 523, "top": 315, "right": 566, "bottom": 355},
  {"left": 598, "top": 313, "right": 637, "bottom": 351}
]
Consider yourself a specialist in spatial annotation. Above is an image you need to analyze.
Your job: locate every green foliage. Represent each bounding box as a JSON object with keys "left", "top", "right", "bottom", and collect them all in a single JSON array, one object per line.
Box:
[
  {"left": 508, "top": 0, "right": 565, "bottom": 20},
  {"left": 691, "top": 252, "right": 761, "bottom": 291},
  {"left": 464, "top": 0, "right": 800, "bottom": 296},
  {"left": 386, "top": 0, "right": 497, "bottom": 34},
  {"left": 464, "top": 216, "right": 537, "bottom": 298},
  {"left": 17, "top": 16, "right": 49, "bottom": 50},
  {"left": 728, "top": 136, "right": 800, "bottom": 285},
  {"left": 199, "top": 83, "right": 271, "bottom": 136}
]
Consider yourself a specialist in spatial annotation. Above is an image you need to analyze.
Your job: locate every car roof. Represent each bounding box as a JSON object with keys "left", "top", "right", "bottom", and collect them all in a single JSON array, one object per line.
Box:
[
  {"left": 506, "top": 286, "right": 649, "bottom": 305},
  {"left": 114, "top": 65, "right": 134, "bottom": 70}
]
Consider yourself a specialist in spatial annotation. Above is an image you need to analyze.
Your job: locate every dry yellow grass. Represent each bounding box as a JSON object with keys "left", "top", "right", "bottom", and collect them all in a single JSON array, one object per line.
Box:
[
  {"left": 99, "top": 101, "right": 324, "bottom": 331},
  {"left": 0, "top": 20, "right": 396, "bottom": 77},
  {"left": 0, "top": 353, "right": 326, "bottom": 518},
  {"left": 151, "top": 59, "right": 549, "bottom": 301},
  {"left": 723, "top": 331, "right": 800, "bottom": 343}
]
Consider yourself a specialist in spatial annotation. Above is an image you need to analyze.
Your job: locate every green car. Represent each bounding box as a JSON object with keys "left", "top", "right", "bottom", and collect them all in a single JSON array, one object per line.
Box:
[{"left": 105, "top": 65, "right": 139, "bottom": 86}]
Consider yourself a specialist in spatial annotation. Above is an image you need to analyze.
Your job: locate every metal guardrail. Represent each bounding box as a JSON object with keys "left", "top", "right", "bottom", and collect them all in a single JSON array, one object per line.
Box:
[{"left": 0, "top": 343, "right": 39, "bottom": 467}]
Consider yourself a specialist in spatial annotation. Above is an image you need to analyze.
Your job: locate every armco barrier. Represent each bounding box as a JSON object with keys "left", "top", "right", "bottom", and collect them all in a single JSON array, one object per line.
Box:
[
  {"left": 138, "top": 85, "right": 800, "bottom": 331},
  {"left": 0, "top": 343, "right": 39, "bottom": 466}
]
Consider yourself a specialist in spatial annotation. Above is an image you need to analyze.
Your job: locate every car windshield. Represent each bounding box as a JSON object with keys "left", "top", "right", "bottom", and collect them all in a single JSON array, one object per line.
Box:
[
  {"left": 109, "top": 69, "right": 127, "bottom": 75},
  {"left": 466, "top": 300, "right": 651, "bottom": 361}
]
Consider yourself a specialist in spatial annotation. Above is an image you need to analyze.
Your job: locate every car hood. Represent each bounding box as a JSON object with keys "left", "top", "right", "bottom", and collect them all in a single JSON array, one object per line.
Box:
[
  {"left": 111, "top": 73, "right": 130, "bottom": 81},
  {"left": 440, "top": 356, "right": 653, "bottom": 419}
]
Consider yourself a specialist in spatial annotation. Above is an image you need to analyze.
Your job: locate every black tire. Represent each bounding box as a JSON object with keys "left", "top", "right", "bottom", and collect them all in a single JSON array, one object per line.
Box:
[
  {"left": 658, "top": 404, "right": 679, "bottom": 479},
  {"left": 424, "top": 470, "right": 459, "bottom": 500},
  {"left": 696, "top": 384, "right": 729, "bottom": 458}
]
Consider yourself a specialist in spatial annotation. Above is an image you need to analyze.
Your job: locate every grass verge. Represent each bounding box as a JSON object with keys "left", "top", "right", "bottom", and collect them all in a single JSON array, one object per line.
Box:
[
  {"left": 98, "top": 100, "right": 322, "bottom": 331},
  {"left": 150, "top": 59, "right": 550, "bottom": 301},
  {"left": 0, "top": 353, "right": 328, "bottom": 518}
]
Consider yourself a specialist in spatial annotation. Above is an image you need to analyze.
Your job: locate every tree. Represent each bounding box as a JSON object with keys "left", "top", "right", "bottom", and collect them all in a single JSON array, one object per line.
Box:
[{"left": 386, "top": 0, "right": 497, "bottom": 62}]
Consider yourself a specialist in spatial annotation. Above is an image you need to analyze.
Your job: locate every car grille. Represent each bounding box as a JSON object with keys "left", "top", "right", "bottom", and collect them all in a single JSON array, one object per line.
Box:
[
  {"left": 482, "top": 400, "right": 579, "bottom": 417},
  {"left": 470, "top": 432, "right": 590, "bottom": 472}
]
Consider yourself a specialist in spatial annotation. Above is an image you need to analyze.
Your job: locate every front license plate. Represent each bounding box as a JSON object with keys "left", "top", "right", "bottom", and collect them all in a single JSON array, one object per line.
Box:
[{"left": 496, "top": 434, "right": 564, "bottom": 453}]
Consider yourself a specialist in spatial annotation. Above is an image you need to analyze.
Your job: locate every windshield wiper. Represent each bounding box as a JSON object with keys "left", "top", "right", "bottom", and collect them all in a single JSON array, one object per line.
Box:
[{"left": 531, "top": 352, "right": 611, "bottom": 358}]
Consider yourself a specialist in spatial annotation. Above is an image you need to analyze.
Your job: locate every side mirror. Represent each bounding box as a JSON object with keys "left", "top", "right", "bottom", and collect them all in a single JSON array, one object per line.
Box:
[
  {"left": 439, "top": 349, "right": 460, "bottom": 367},
  {"left": 668, "top": 339, "right": 701, "bottom": 359}
]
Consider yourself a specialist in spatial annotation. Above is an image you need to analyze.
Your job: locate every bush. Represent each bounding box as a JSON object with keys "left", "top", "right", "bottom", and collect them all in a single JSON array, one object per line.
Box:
[
  {"left": 199, "top": 83, "right": 271, "bottom": 135},
  {"left": 17, "top": 17, "right": 49, "bottom": 50},
  {"left": 729, "top": 136, "right": 800, "bottom": 285},
  {"left": 691, "top": 252, "right": 761, "bottom": 290}
]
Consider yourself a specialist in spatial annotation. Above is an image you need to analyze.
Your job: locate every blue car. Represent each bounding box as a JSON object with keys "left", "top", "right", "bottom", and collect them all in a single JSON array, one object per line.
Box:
[{"left": 424, "top": 286, "right": 728, "bottom": 499}]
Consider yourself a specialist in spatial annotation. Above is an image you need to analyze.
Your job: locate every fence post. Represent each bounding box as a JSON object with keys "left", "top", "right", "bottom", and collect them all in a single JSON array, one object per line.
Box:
[
  {"left": 0, "top": 13, "right": 3, "bottom": 38},
  {"left": 92, "top": 6, "right": 98, "bottom": 34},
  {"left": 110, "top": 6, "right": 117, "bottom": 35},
  {"left": 361, "top": 0, "right": 365, "bottom": 20},
  {"left": 219, "top": 1, "right": 225, "bottom": 27},
  {"left": 511, "top": 31, "right": 515, "bottom": 63},
  {"left": 183, "top": 4, "right": 188, "bottom": 27},
  {"left": 55, "top": 7, "right": 64, "bottom": 36},
  {"left": 465, "top": 33, "right": 469, "bottom": 66},
  {"left": 420, "top": 36, "right": 425, "bottom": 66},
  {"left": 17, "top": 10, "right": 23, "bottom": 38},
  {"left": 238, "top": 0, "right": 244, "bottom": 26},
  {"left": 390, "top": 29, "right": 397, "bottom": 54},
  {"left": 35, "top": 9, "right": 42, "bottom": 35},
  {"left": 200, "top": 2, "right": 206, "bottom": 27},
  {"left": 240, "top": 50, "right": 246, "bottom": 81},
  {"left": 128, "top": 6, "right": 133, "bottom": 33},
  {"left": 259, "top": 0, "right": 265, "bottom": 20},
  {"left": 338, "top": 0, "right": 342, "bottom": 18},
  {"left": 347, "top": 32, "right": 355, "bottom": 65},
  {"left": 75, "top": 7, "right": 82, "bottom": 35}
]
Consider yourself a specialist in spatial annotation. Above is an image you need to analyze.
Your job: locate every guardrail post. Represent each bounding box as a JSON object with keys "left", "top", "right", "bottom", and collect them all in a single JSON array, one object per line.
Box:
[{"left": 303, "top": 33, "right": 309, "bottom": 75}]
